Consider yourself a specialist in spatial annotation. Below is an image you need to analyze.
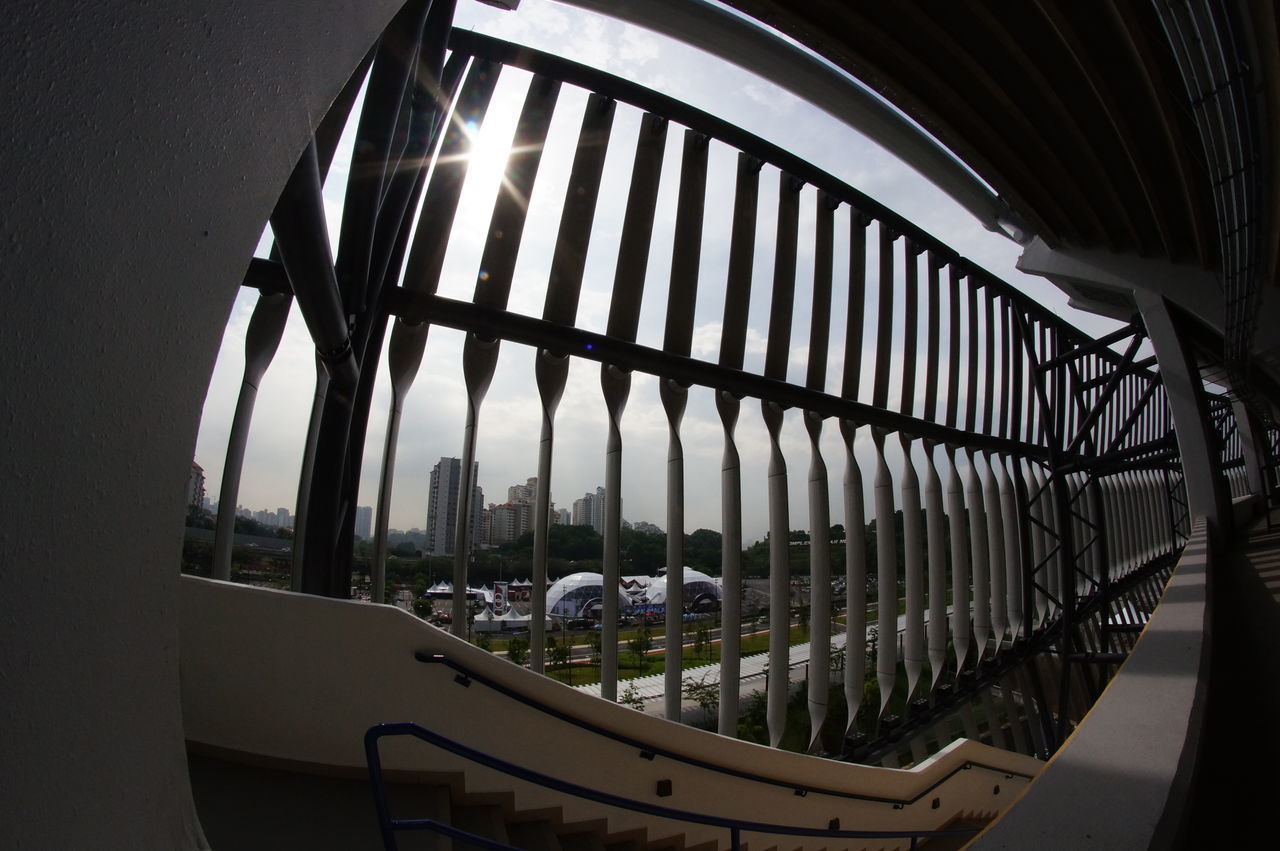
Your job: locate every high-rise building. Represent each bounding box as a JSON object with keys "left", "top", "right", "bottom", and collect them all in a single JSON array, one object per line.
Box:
[
  {"left": 187, "top": 462, "right": 205, "bottom": 512},
  {"left": 490, "top": 501, "right": 533, "bottom": 544},
  {"left": 572, "top": 486, "right": 608, "bottom": 535},
  {"left": 426, "top": 457, "right": 482, "bottom": 556},
  {"left": 507, "top": 476, "right": 537, "bottom": 505},
  {"left": 354, "top": 505, "right": 373, "bottom": 540},
  {"left": 553, "top": 507, "right": 570, "bottom": 526},
  {"left": 276, "top": 507, "right": 292, "bottom": 529}
]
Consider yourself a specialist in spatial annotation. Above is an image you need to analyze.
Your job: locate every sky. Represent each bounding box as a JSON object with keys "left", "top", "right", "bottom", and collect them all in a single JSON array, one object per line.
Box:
[{"left": 194, "top": 0, "right": 1127, "bottom": 545}]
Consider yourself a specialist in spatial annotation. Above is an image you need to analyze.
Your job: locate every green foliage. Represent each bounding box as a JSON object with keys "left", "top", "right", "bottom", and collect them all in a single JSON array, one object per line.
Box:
[
  {"left": 389, "top": 540, "right": 419, "bottom": 558},
  {"left": 547, "top": 635, "right": 571, "bottom": 670},
  {"left": 693, "top": 624, "right": 711, "bottom": 660},
  {"left": 185, "top": 506, "right": 215, "bottom": 530},
  {"left": 684, "top": 528, "right": 722, "bottom": 571},
  {"left": 626, "top": 629, "right": 652, "bottom": 672},
  {"left": 682, "top": 675, "right": 719, "bottom": 726},
  {"left": 411, "top": 596, "right": 433, "bottom": 619},
  {"left": 737, "top": 690, "right": 768, "bottom": 744},
  {"left": 620, "top": 681, "right": 646, "bottom": 710},
  {"left": 586, "top": 630, "right": 603, "bottom": 665},
  {"left": 476, "top": 631, "right": 492, "bottom": 652},
  {"left": 506, "top": 635, "right": 529, "bottom": 666}
]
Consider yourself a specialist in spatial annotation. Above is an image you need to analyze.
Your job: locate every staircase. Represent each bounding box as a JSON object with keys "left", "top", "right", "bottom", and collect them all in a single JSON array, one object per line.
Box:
[
  {"left": 383, "top": 772, "right": 726, "bottom": 851},
  {"left": 191, "top": 751, "right": 1000, "bottom": 851}
]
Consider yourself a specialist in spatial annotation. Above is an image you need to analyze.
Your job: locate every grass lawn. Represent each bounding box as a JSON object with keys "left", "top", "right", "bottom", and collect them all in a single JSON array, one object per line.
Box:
[{"left": 542, "top": 622, "right": 816, "bottom": 687}]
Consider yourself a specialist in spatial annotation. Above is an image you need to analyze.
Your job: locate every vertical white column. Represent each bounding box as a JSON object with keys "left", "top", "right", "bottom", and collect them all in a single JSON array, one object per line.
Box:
[
  {"left": 661, "top": 379, "right": 687, "bottom": 722},
  {"left": 805, "top": 412, "right": 832, "bottom": 752},
  {"left": 959, "top": 448, "right": 985, "bottom": 663},
  {"left": 763, "top": 401, "right": 791, "bottom": 747},
  {"left": 717, "top": 393, "right": 743, "bottom": 736},
  {"left": 901, "top": 436, "right": 926, "bottom": 701},
  {"left": 998, "top": 456, "right": 1024, "bottom": 639},
  {"left": 530, "top": 350, "right": 569, "bottom": 672},
  {"left": 926, "top": 443, "right": 951, "bottom": 689},
  {"left": 873, "top": 430, "right": 898, "bottom": 720},
  {"left": 599, "top": 364, "right": 630, "bottom": 701},
  {"left": 214, "top": 292, "right": 293, "bottom": 581},
  {"left": 451, "top": 335, "right": 498, "bottom": 639},
  {"left": 1137, "top": 291, "right": 1228, "bottom": 534},
  {"left": 983, "top": 452, "right": 1008, "bottom": 650},
  {"left": 841, "top": 422, "right": 868, "bottom": 735},
  {"left": 372, "top": 319, "right": 429, "bottom": 604}
]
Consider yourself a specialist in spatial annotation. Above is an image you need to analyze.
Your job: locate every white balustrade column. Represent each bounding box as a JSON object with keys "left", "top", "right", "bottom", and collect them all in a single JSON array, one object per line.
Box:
[
  {"left": 762, "top": 401, "right": 791, "bottom": 747},
  {"left": 660, "top": 379, "right": 687, "bottom": 722},
  {"left": 530, "top": 350, "right": 569, "bottom": 672},
  {"left": 372, "top": 319, "right": 429, "bottom": 605},
  {"left": 927, "top": 444, "right": 951, "bottom": 688},
  {"left": 961, "top": 448, "right": 986, "bottom": 662},
  {"left": 805, "top": 412, "right": 832, "bottom": 752},
  {"left": 872, "top": 430, "right": 899, "bottom": 719},
  {"left": 717, "top": 393, "right": 744, "bottom": 736},
  {"left": 901, "top": 436, "right": 926, "bottom": 701},
  {"left": 842, "top": 422, "right": 868, "bottom": 735},
  {"left": 600, "top": 364, "right": 631, "bottom": 701},
  {"left": 983, "top": 452, "right": 1008, "bottom": 650}
]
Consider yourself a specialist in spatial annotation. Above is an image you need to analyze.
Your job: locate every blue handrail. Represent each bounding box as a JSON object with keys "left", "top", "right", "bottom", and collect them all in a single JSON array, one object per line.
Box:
[
  {"left": 365, "top": 721, "right": 983, "bottom": 851},
  {"left": 415, "top": 651, "right": 1034, "bottom": 807}
]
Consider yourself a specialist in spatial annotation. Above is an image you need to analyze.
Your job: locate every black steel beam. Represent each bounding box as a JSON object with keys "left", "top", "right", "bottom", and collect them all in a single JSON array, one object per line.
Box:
[{"left": 384, "top": 290, "right": 1046, "bottom": 456}]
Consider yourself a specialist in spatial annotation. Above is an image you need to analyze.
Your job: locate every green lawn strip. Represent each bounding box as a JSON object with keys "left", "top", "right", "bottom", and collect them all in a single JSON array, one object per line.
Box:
[{"left": 542, "top": 623, "right": 815, "bottom": 687}]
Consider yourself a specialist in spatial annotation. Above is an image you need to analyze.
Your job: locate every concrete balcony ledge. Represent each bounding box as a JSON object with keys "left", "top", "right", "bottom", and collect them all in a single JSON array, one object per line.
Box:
[{"left": 973, "top": 518, "right": 1211, "bottom": 849}]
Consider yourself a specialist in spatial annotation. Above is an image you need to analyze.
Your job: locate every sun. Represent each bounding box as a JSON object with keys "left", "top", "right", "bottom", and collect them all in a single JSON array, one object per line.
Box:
[{"left": 462, "top": 118, "right": 514, "bottom": 180}]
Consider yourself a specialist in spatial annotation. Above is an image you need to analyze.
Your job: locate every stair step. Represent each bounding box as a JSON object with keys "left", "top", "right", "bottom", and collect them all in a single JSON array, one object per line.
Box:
[
  {"left": 507, "top": 819, "right": 563, "bottom": 851},
  {"left": 558, "top": 829, "right": 608, "bottom": 851},
  {"left": 451, "top": 803, "right": 510, "bottom": 850}
]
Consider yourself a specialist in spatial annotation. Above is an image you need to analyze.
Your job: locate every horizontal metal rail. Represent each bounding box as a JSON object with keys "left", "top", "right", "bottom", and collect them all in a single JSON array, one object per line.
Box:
[
  {"left": 384, "top": 290, "right": 1045, "bottom": 457},
  {"left": 412, "top": 652, "right": 1035, "bottom": 807},
  {"left": 365, "top": 721, "right": 987, "bottom": 851}
]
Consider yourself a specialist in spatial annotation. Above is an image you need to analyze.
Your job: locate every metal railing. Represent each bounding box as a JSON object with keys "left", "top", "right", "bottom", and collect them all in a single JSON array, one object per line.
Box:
[
  {"left": 364, "top": 721, "right": 986, "bottom": 851},
  {"left": 413, "top": 651, "right": 1035, "bottom": 806}
]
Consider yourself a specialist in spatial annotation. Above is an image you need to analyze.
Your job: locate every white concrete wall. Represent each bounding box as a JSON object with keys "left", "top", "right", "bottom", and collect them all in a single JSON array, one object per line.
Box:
[
  {"left": 182, "top": 576, "right": 1042, "bottom": 847},
  {"left": 0, "top": 2, "right": 401, "bottom": 846}
]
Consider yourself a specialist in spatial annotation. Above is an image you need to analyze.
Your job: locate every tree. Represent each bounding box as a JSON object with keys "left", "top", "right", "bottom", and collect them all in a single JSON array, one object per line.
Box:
[
  {"left": 685, "top": 528, "right": 722, "bottom": 572},
  {"left": 620, "top": 527, "right": 665, "bottom": 573},
  {"left": 694, "top": 624, "right": 711, "bottom": 660},
  {"left": 390, "top": 541, "right": 419, "bottom": 558},
  {"left": 683, "top": 675, "right": 719, "bottom": 728},
  {"left": 411, "top": 596, "right": 433, "bottom": 619},
  {"left": 620, "top": 681, "right": 646, "bottom": 711},
  {"left": 506, "top": 635, "right": 529, "bottom": 666},
  {"left": 586, "top": 630, "right": 603, "bottom": 666},
  {"left": 627, "top": 629, "right": 652, "bottom": 673},
  {"left": 476, "top": 631, "right": 492, "bottom": 652},
  {"left": 548, "top": 636, "right": 571, "bottom": 672}
]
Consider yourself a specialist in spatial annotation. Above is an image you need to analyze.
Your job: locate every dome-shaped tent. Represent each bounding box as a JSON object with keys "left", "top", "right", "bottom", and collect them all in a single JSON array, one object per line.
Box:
[{"left": 545, "top": 572, "right": 630, "bottom": 620}]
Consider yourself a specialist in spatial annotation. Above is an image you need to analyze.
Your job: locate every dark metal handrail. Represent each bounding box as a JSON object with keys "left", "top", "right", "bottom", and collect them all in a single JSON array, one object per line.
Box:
[
  {"left": 413, "top": 651, "right": 1035, "bottom": 807},
  {"left": 365, "top": 721, "right": 983, "bottom": 851}
]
